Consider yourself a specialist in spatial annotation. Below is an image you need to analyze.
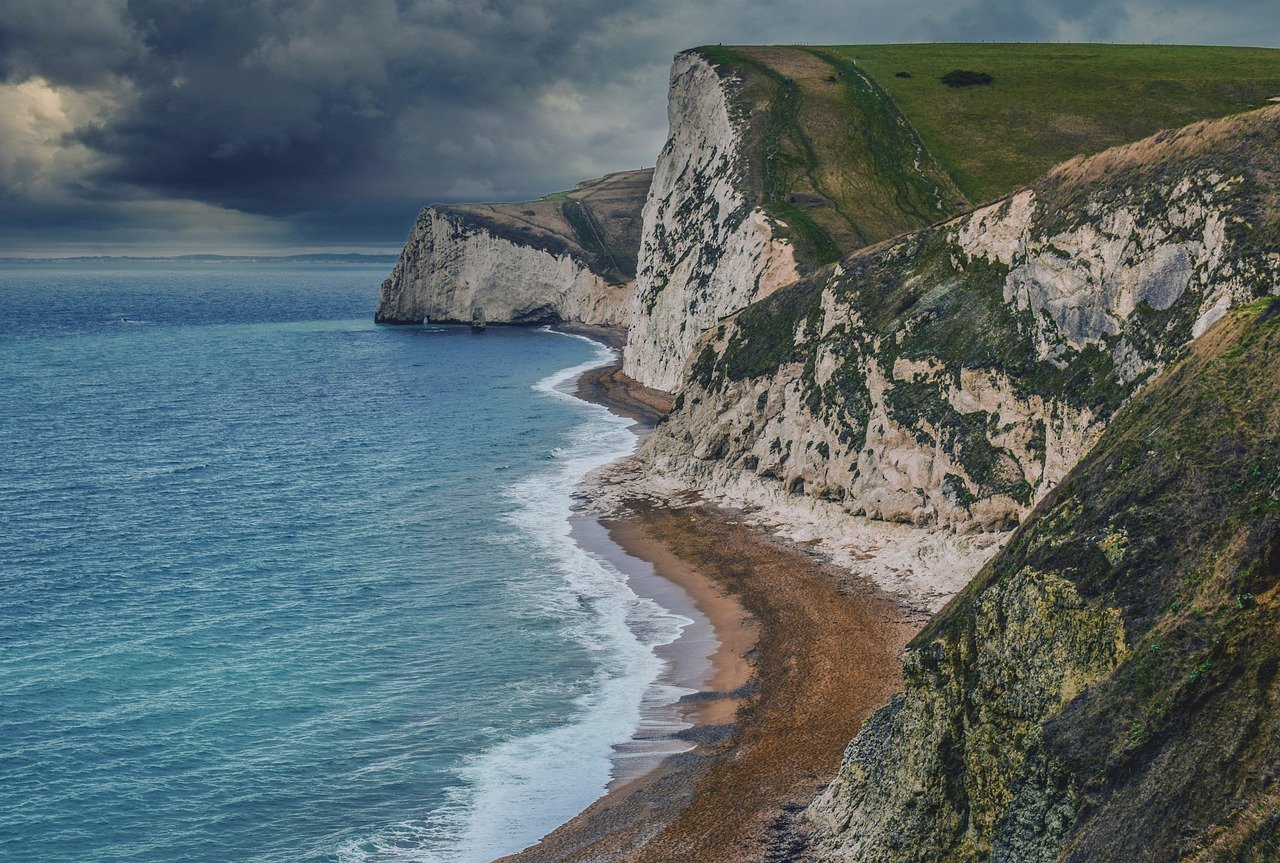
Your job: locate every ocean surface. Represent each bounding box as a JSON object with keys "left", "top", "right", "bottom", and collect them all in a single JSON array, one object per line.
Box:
[{"left": 0, "top": 263, "right": 694, "bottom": 862}]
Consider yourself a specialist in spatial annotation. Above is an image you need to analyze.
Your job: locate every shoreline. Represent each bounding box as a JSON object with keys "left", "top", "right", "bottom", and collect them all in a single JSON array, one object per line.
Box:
[
  {"left": 550, "top": 326, "right": 747, "bottom": 790},
  {"left": 569, "top": 513, "right": 756, "bottom": 787},
  {"left": 551, "top": 321, "right": 675, "bottom": 425},
  {"left": 501, "top": 333, "right": 919, "bottom": 863},
  {"left": 501, "top": 502, "right": 918, "bottom": 863}
]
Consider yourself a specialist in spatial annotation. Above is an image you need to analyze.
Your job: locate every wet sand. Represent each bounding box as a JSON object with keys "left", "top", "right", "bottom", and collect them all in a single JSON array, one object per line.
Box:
[
  {"left": 499, "top": 332, "right": 918, "bottom": 863},
  {"left": 570, "top": 513, "right": 755, "bottom": 788},
  {"left": 501, "top": 501, "right": 918, "bottom": 863},
  {"left": 575, "top": 362, "right": 674, "bottom": 426}
]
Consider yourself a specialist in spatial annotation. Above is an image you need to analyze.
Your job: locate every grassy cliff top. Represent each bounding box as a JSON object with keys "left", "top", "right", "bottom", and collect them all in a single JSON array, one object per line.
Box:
[
  {"left": 829, "top": 43, "right": 1280, "bottom": 204},
  {"left": 693, "top": 42, "right": 1280, "bottom": 267},
  {"left": 436, "top": 168, "right": 653, "bottom": 284}
]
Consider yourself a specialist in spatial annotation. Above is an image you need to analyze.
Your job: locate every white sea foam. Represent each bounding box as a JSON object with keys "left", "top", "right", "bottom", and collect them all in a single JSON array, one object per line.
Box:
[{"left": 339, "top": 334, "right": 696, "bottom": 863}]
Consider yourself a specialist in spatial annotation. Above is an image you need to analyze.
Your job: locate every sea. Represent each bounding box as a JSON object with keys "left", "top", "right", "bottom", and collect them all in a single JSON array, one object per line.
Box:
[{"left": 0, "top": 262, "right": 699, "bottom": 863}]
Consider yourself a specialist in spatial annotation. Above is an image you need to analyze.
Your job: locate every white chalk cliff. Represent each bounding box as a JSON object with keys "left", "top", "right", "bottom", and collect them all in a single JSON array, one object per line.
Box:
[
  {"left": 621, "top": 51, "right": 799, "bottom": 392},
  {"left": 610, "top": 108, "right": 1280, "bottom": 610},
  {"left": 376, "top": 207, "right": 630, "bottom": 327},
  {"left": 376, "top": 169, "right": 652, "bottom": 329}
]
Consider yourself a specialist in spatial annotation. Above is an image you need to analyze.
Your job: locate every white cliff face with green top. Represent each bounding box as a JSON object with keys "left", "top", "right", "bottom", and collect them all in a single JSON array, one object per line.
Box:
[
  {"left": 624, "top": 107, "right": 1280, "bottom": 610},
  {"left": 375, "top": 207, "right": 631, "bottom": 327},
  {"left": 375, "top": 169, "right": 652, "bottom": 328},
  {"left": 620, "top": 51, "right": 799, "bottom": 392}
]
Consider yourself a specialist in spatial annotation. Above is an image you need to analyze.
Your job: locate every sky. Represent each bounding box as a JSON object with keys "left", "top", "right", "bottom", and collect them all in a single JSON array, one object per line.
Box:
[{"left": 0, "top": 0, "right": 1277, "bottom": 256}]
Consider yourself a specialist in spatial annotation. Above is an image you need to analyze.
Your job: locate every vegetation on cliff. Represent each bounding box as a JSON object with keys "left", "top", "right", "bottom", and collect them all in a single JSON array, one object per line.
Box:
[
  {"left": 694, "top": 44, "right": 965, "bottom": 268},
  {"left": 692, "top": 43, "right": 1280, "bottom": 271},
  {"left": 434, "top": 168, "right": 652, "bottom": 285},
  {"left": 812, "top": 298, "right": 1280, "bottom": 862},
  {"left": 674, "top": 105, "right": 1280, "bottom": 531}
]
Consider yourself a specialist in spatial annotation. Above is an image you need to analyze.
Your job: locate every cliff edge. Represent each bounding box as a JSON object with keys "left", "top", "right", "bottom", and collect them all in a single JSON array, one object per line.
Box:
[{"left": 622, "top": 46, "right": 966, "bottom": 391}]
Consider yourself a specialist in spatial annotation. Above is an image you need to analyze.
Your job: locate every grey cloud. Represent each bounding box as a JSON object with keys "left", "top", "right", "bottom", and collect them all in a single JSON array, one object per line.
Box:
[
  {"left": 0, "top": 0, "right": 142, "bottom": 85},
  {"left": 0, "top": 0, "right": 1276, "bottom": 254}
]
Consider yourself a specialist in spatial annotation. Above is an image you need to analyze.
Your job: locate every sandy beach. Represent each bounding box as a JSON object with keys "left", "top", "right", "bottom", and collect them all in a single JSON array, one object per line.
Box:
[
  {"left": 500, "top": 343, "right": 920, "bottom": 863},
  {"left": 503, "top": 502, "right": 918, "bottom": 863}
]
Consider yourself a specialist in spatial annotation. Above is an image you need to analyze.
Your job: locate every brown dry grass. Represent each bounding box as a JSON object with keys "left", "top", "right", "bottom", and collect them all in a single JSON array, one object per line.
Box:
[{"left": 1047, "top": 104, "right": 1280, "bottom": 188}]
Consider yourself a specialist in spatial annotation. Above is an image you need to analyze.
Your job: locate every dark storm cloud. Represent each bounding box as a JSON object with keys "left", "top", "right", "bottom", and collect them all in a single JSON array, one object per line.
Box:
[{"left": 0, "top": 0, "right": 1277, "bottom": 254}]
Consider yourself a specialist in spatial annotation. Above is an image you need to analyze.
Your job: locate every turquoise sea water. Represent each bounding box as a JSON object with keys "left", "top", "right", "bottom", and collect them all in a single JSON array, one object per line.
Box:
[{"left": 0, "top": 263, "right": 691, "bottom": 862}]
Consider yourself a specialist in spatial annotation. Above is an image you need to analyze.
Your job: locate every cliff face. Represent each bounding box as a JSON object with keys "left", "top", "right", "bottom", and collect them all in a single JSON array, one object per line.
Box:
[
  {"left": 808, "top": 297, "right": 1280, "bottom": 863},
  {"left": 629, "top": 107, "right": 1280, "bottom": 608},
  {"left": 375, "top": 169, "right": 651, "bottom": 327},
  {"left": 621, "top": 46, "right": 971, "bottom": 391},
  {"left": 375, "top": 208, "right": 628, "bottom": 326},
  {"left": 621, "top": 51, "right": 800, "bottom": 391}
]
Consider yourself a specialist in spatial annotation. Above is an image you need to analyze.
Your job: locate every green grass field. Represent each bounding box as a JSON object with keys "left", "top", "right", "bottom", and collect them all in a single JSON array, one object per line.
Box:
[
  {"left": 695, "top": 43, "right": 1280, "bottom": 268},
  {"left": 829, "top": 43, "right": 1280, "bottom": 205}
]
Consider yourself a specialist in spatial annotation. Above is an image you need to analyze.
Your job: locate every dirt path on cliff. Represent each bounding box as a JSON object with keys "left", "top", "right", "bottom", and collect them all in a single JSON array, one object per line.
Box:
[{"left": 498, "top": 501, "right": 918, "bottom": 863}]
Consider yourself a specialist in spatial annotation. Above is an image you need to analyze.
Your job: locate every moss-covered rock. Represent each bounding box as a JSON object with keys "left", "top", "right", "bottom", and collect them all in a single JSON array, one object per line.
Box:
[{"left": 809, "top": 298, "right": 1280, "bottom": 862}]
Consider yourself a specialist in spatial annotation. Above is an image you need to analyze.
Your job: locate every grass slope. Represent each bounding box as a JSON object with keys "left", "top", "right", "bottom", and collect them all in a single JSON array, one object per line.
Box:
[
  {"left": 833, "top": 43, "right": 1280, "bottom": 205},
  {"left": 694, "top": 43, "right": 1280, "bottom": 269},
  {"left": 697, "top": 45, "right": 966, "bottom": 268}
]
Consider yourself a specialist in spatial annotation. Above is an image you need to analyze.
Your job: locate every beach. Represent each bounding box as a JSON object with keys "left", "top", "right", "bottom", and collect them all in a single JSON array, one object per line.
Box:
[{"left": 502, "top": 345, "right": 921, "bottom": 863}]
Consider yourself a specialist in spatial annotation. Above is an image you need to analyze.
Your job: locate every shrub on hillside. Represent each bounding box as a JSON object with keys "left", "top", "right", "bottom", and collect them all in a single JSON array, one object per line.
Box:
[{"left": 941, "top": 69, "right": 994, "bottom": 88}]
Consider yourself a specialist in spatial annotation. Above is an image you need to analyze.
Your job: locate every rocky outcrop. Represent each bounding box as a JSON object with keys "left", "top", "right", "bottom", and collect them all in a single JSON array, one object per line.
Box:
[
  {"left": 375, "top": 169, "right": 651, "bottom": 328},
  {"left": 375, "top": 208, "right": 625, "bottom": 326},
  {"left": 627, "top": 107, "right": 1280, "bottom": 608},
  {"left": 808, "top": 297, "right": 1280, "bottom": 862},
  {"left": 621, "top": 51, "right": 800, "bottom": 391}
]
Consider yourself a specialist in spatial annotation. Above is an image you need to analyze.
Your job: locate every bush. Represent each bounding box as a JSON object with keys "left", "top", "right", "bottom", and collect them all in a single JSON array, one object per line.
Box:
[
  {"left": 940, "top": 69, "right": 994, "bottom": 88},
  {"left": 895, "top": 71, "right": 912, "bottom": 78}
]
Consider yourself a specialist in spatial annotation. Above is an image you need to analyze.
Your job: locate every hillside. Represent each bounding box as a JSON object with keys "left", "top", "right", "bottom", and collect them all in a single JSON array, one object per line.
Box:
[
  {"left": 440, "top": 169, "right": 653, "bottom": 286},
  {"left": 810, "top": 296, "right": 1280, "bottom": 863},
  {"left": 693, "top": 43, "right": 1280, "bottom": 269}
]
